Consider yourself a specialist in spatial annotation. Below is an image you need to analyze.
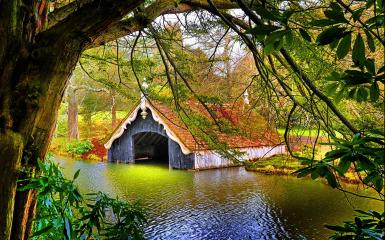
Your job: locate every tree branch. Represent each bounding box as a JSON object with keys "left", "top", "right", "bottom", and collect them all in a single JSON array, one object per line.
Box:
[
  {"left": 86, "top": 0, "right": 244, "bottom": 49},
  {"left": 39, "top": 0, "right": 144, "bottom": 48}
]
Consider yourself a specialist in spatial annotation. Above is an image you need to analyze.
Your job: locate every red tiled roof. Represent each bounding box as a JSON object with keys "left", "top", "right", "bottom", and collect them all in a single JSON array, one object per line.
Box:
[{"left": 146, "top": 100, "right": 281, "bottom": 151}]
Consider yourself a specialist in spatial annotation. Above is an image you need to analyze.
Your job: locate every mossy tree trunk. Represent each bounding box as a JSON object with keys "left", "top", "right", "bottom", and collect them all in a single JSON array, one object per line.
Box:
[{"left": 0, "top": 0, "right": 145, "bottom": 239}]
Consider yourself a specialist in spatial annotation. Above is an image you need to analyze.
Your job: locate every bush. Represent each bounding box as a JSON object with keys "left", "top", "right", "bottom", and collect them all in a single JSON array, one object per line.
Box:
[
  {"left": 18, "top": 156, "right": 146, "bottom": 240},
  {"left": 65, "top": 140, "right": 93, "bottom": 155}
]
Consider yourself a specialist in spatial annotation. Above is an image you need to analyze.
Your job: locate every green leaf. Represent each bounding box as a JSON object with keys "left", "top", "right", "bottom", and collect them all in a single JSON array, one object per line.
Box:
[
  {"left": 299, "top": 28, "right": 312, "bottom": 42},
  {"left": 265, "top": 30, "right": 288, "bottom": 45},
  {"left": 294, "top": 167, "right": 313, "bottom": 178},
  {"left": 254, "top": 6, "right": 282, "bottom": 21},
  {"left": 309, "top": 19, "right": 343, "bottom": 27},
  {"left": 348, "top": 88, "right": 357, "bottom": 99},
  {"left": 324, "top": 3, "right": 347, "bottom": 23},
  {"left": 264, "top": 30, "right": 288, "bottom": 54},
  {"left": 329, "top": 39, "right": 340, "bottom": 49},
  {"left": 366, "top": 0, "right": 375, "bottom": 8},
  {"left": 37, "top": 158, "right": 45, "bottom": 171},
  {"left": 343, "top": 70, "right": 372, "bottom": 85},
  {"left": 357, "top": 155, "right": 375, "bottom": 170},
  {"left": 355, "top": 209, "right": 373, "bottom": 216},
  {"left": 352, "top": 8, "right": 364, "bottom": 21},
  {"left": 284, "top": 31, "right": 293, "bottom": 46},
  {"left": 326, "top": 71, "right": 341, "bottom": 81},
  {"left": 370, "top": 82, "right": 380, "bottom": 102},
  {"left": 337, "top": 157, "right": 351, "bottom": 175},
  {"left": 364, "top": 59, "right": 376, "bottom": 75},
  {"left": 325, "top": 171, "right": 338, "bottom": 188},
  {"left": 316, "top": 26, "right": 350, "bottom": 46},
  {"left": 325, "top": 149, "right": 347, "bottom": 159},
  {"left": 334, "top": 87, "right": 345, "bottom": 103},
  {"left": 325, "top": 83, "right": 339, "bottom": 96},
  {"left": 363, "top": 172, "right": 377, "bottom": 185},
  {"left": 325, "top": 224, "right": 352, "bottom": 232},
  {"left": 356, "top": 87, "right": 369, "bottom": 101},
  {"left": 264, "top": 41, "right": 277, "bottom": 55},
  {"left": 352, "top": 34, "right": 366, "bottom": 66},
  {"left": 311, "top": 170, "right": 320, "bottom": 179},
  {"left": 245, "top": 25, "right": 280, "bottom": 35},
  {"left": 373, "top": 176, "right": 384, "bottom": 193},
  {"left": 364, "top": 29, "right": 376, "bottom": 52},
  {"left": 73, "top": 169, "right": 80, "bottom": 180},
  {"left": 31, "top": 224, "right": 54, "bottom": 237},
  {"left": 336, "top": 33, "right": 351, "bottom": 59},
  {"left": 329, "top": 2, "right": 343, "bottom": 13}
]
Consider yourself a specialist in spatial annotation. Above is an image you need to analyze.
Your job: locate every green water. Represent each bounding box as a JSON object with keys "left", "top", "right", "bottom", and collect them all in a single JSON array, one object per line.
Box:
[{"left": 55, "top": 157, "right": 382, "bottom": 240}]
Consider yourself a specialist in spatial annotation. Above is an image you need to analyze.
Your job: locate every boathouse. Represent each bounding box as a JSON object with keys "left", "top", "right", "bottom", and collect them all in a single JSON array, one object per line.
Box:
[{"left": 104, "top": 92, "right": 285, "bottom": 170}]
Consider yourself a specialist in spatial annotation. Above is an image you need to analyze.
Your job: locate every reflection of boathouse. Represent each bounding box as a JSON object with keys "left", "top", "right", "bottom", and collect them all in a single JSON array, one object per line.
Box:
[{"left": 104, "top": 93, "right": 285, "bottom": 170}]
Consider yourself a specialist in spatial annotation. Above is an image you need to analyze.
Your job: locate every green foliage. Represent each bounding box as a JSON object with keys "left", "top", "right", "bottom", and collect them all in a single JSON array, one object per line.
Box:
[
  {"left": 18, "top": 157, "right": 146, "bottom": 240},
  {"left": 66, "top": 140, "right": 93, "bottom": 155},
  {"left": 294, "top": 133, "right": 384, "bottom": 191},
  {"left": 326, "top": 210, "right": 384, "bottom": 240},
  {"left": 245, "top": 155, "right": 302, "bottom": 171}
]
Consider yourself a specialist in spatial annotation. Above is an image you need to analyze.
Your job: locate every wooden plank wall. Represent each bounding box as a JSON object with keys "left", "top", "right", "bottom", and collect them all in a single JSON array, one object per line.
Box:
[
  {"left": 194, "top": 145, "right": 286, "bottom": 169},
  {"left": 168, "top": 140, "right": 195, "bottom": 169},
  {"left": 108, "top": 109, "right": 195, "bottom": 169}
]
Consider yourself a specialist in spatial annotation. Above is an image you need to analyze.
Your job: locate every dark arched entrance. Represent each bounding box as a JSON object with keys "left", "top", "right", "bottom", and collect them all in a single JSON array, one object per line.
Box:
[{"left": 133, "top": 132, "right": 169, "bottom": 164}]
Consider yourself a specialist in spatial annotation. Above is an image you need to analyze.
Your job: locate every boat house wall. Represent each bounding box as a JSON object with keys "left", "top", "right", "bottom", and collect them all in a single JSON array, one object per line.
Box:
[
  {"left": 107, "top": 108, "right": 286, "bottom": 170},
  {"left": 108, "top": 109, "right": 195, "bottom": 169}
]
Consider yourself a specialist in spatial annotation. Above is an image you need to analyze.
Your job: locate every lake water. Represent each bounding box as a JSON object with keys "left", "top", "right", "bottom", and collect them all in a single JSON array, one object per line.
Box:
[{"left": 55, "top": 157, "right": 382, "bottom": 240}]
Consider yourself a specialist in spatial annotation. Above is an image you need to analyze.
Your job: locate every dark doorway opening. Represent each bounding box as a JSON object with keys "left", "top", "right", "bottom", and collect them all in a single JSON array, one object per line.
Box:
[{"left": 133, "top": 132, "right": 169, "bottom": 164}]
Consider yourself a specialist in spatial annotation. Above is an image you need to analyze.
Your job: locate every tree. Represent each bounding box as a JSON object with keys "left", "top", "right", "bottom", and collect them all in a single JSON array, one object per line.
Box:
[
  {"left": 67, "top": 77, "right": 80, "bottom": 141},
  {"left": 0, "top": 2, "right": 238, "bottom": 238}
]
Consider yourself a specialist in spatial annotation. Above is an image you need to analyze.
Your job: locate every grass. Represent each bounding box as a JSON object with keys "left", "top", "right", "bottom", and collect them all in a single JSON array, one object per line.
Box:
[
  {"left": 244, "top": 154, "right": 302, "bottom": 175},
  {"left": 277, "top": 128, "right": 328, "bottom": 137},
  {"left": 277, "top": 128, "right": 345, "bottom": 138},
  {"left": 244, "top": 154, "right": 360, "bottom": 184},
  {"left": 51, "top": 111, "right": 129, "bottom": 158}
]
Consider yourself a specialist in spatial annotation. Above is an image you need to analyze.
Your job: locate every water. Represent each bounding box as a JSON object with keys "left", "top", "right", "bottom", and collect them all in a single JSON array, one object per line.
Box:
[{"left": 55, "top": 157, "right": 382, "bottom": 240}]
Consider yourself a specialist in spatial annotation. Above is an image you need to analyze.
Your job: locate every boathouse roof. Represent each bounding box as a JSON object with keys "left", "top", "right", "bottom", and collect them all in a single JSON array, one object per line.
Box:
[{"left": 104, "top": 99, "right": 281, "bottom": 154}]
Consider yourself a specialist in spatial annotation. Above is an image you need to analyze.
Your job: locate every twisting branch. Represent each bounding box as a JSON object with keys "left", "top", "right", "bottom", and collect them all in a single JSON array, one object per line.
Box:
[
  {"left": 148, "top": 25, "right": 223, "bottom": 130},
  {"left": 278, "top": 49, "right": 359, "bottom": 134},
  {"left": 207, "top": 0, "right": 359, "bottom": 134}
]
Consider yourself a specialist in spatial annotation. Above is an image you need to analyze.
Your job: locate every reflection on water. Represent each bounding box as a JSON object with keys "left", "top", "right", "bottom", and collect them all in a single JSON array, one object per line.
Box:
[{"left": 55, "top": 157, "right": 382, "bottom": 240}]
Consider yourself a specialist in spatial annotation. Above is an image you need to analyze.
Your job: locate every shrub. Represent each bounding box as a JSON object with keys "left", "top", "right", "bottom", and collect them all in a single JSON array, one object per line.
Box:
[
  {"left": 18, "top": 156, "right": 146, "bottom": 240},
  {"left": 65, "top": 140, "right": 93, "bottom": 155}
]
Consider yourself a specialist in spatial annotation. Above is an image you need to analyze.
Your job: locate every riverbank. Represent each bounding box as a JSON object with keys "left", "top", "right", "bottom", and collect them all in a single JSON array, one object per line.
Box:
[
  {"left": 244, "top": 155, "right": 361, "bottom": 184},
  {"left": 50, "top": 137, "right": 107, "bottom": 161}
]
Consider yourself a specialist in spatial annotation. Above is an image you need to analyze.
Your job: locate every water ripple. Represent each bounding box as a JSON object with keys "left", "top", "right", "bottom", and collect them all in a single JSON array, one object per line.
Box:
[{"left": 55, "top": 158, "right": 382, "bottom": 240}]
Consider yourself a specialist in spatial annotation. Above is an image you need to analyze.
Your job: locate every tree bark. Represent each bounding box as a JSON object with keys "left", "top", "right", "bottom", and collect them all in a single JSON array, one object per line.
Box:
[
  {"left": 68, "top": 85, "right": 79, "bottom": 141},
  {"left": 0, "top": 131, "right": 23, "bottom": 239},
  {"left": 0, "top": 0, "right": 146, "bottom": 237}
]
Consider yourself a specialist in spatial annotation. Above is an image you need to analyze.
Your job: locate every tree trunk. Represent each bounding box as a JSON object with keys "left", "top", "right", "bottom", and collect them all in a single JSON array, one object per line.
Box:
[
  {"left": 0, "top": 0, "right": 159, "bottom": 238},
  {"left": 0, "top": 34, "right": 83, "bottom": 239},
  {"left": 223, "top": 34, "right": 232, "bottom": 100},
  {"left": 111, "top": 92, "right": 117, "bottom": 128},
  {"left": 68, "top": 85, "right": 79, "bottom": 141},
  {"left": 0, "top": 131, "right": 23, "bottom": 239}
]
